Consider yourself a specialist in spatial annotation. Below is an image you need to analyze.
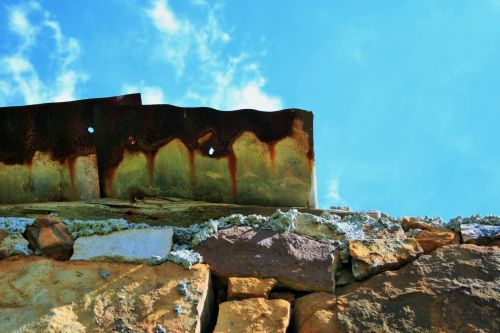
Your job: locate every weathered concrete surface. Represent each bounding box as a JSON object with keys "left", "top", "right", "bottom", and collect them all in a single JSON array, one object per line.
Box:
[
  {"left": 213, "top": 298, "right": 290, "bottom": 333},
  {"left": 24, "top": 215, "right": 74, "bottom": 260},
  {"left": 349, "top": 238, "right": 424, "bottom": 280},
  {"left": 0, "top": 256, "right": 213, "bottom": 333},
  {"left": 227, "top": 277, "right": 277, "bottom": 300},
  {"left": 292, "top": 245, "right": 500, "bottom": 333},
  {"left": 70, "top": 228, "right": 173, "bottom": 263},
  {"left": 195, "top": 226, "right": 339, "bottom": 292},
  {"left": 0, "top": 198, "right": 339, "bottom": 228}
]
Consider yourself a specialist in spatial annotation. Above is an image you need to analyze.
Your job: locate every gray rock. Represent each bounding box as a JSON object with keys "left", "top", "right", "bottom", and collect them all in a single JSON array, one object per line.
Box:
[
  {"left": 195, "top": 226, "right": 340, "bottom": 292},
  {"left": 71, "top": 228, "right": 173, "bottom": 263},
  {"left": 461, "top": 223, "right": 500, "bottom": 246},
  {"left": 0, "top": 229, "right": 32, "bottom": 259}
]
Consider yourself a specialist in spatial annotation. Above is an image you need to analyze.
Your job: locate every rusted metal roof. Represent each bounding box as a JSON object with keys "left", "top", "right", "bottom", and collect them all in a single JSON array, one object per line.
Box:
[
  {"left": 93, "top": 104, "right": 317, "bottom": 208},
  {"left": 0, "top": 94, "right": 141, "bottom": 203}
]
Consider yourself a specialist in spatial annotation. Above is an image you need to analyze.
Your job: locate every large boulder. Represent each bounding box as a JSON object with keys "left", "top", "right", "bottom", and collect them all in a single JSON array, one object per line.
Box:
[
  {"left": 292, "top": 245, "right": 500, "bottom": 333},
  {"left": 195, "top": 226, "right": 339, "bottom": 292},
  {"left": 70, "top": 228, "right": 174, "bottom": 263},
  {"left": 348, "top": 238, "right": 423, "bottom": 280},
  {"left": 0, "top": 256, "right": 213, "bottom": 333},
  {"left": 23, "top": 215, "right": 74, "bottom": 260},
  {"left": 213, "top": 298, "right": 290, "bottom": 333}
]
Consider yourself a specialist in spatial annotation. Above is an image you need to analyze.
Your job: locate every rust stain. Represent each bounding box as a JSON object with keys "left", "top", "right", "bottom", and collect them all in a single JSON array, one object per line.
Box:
[
  {"left": 145, "top": 153, "right": 156, "bottom": 184},
  {"left": 227, "top": 148, "right": 238, "bottom": 204},
  {"left": 66, "top": 157, "right": 77, "bottom": 200},
  {"left": 188, "top": 149, "right": 196, "bottom": 187},
  {"left": 268, "top": 142, "right": 277, "bottom": 173}
]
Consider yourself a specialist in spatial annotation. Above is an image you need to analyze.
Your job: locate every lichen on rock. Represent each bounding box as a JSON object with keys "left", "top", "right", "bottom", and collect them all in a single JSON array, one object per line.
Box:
[
  {"left": 63, "top": 218, "right": 150, "bottom": 239},
  {"left": 0, "top": 217, "right": 36, "bottom": 233}
]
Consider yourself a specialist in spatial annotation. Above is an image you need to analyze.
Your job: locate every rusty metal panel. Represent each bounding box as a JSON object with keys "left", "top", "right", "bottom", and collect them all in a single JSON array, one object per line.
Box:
[
  {"left": 0, "top": 94, "right": 142, "bottom": 203},
  {"left": 93, "top": 104, "right": 317, "bottom": 208}
]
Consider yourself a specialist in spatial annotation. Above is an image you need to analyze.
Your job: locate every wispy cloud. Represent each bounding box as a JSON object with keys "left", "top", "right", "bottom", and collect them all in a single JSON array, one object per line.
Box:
[
  {"left": 0, "top": 1, "right": 86, "bottom": 105},
  {"left": 327, "top": 177, "right": 342, "bottom": 203},
  {"left": 139, "top": 0, "right": 282, "bottom": 110}
]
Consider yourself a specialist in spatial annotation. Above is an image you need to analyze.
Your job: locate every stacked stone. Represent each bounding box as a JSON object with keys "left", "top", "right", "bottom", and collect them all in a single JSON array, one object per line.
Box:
[{"left": 0, "top": 208, "right": 499, "bottom": 332}]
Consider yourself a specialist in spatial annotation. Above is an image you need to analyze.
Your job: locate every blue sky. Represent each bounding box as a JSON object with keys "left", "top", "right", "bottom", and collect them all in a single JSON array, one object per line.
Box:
[{"left": 1, "top": 0, "right": 499, "bottom": 218}]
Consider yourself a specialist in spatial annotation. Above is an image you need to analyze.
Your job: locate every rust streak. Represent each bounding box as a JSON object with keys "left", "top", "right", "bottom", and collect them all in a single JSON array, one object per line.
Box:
[
  {"left": 227, "top": 148, "right": 238, "bottom": 204},
  {"left": 188, "top": 149, "right": 196, "bottom": 187},
  {"left": 268, "top": 142, "right": 277, "bottom": 173},
  {"left": 145, "top": 153, "right": 156, "bottom": 184},
  {"left": 66, "top": 157, "right": 77, "bottom": 200}
]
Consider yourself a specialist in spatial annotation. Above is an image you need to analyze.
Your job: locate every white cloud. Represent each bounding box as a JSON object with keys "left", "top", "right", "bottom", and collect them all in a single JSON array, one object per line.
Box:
[
  {"left": 148, "top": 0, "right": 182, "bottom": 34},
  {"left": 122, "top": 83, "right": 166, "bottom": 104},
  {"left": 0, "top": 1, "right": 86, "bottom": 105},
  {"left": 144, "top": 0, "right": 282, "bottom": 111},
  {"left": 327, "top": 177, "right": 344, "bottom": 204}
]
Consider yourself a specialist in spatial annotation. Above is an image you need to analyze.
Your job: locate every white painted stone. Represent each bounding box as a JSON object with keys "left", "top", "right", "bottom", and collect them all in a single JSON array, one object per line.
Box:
[{"left": 70, "top": 228, "right": 173, "bottom": 263}]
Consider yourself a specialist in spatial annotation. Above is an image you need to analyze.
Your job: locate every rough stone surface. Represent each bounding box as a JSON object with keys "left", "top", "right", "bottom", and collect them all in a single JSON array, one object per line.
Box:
[
  {"left": 213, "top": 298, "right": 290, "bottom": 333},
  {"left": 227, "top": 277, "right": 277, "bottom": 300},
  {"left": 400, "top": 216, "right": 446, "bottom": 232},
  {"left": 293, "top": 245, "right": 500, "bottom": 333},
  {"left": 195, "top": 226, "right": 339, "bottom": 292},
  {"left": 0, "top": 230, "right": 32, "bottom": 259},
  {"left": 24, "top": 215, "right": 74, "bottom": 260},
  {"left": 409, "top": 230, "right": 460, "bottom": 254},
  {"left": 349, "top": 238, "right": 423, "bottom": 280},
  {"left": 448, "top": 214, "right": 500, "bottom": 232},
  {"left": 70, "top": 228, "right": 174, "bottom": 263},
  {"left": 291, "top": 292, "right": 335, "bottom": 333},
  {"left": 461, "top": 223, "right": 500, "bottom": 246},
  {"left": 0, "top": 256, "right": 213, "bottom": 333}
]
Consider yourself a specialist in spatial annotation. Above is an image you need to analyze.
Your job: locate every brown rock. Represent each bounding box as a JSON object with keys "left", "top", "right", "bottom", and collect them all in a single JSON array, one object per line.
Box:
[
  {"left": 291, "top": 292, "right": 335, "bottom": 333},
  {"left": 269, "top": 291, "right": 296, "bottom": 306},
  {"left": 213, "top": 298, "right": 290, "bottom": 333},
  {"left": 413, "top": 230, "right": 460, "bottom": 253},
  {"left": 24, "top": 215, "right": 74, "bottom": 260},
  {"left": 0, "top": 256, "right": 213, "bottom": 333},
  {"left": 195, "top": 226, "right": 340, "bottom": 292},
  {"left": 227, "top": 277, "right": 277, "bottom": 300},
  {"left": 349, "top": 238, "right": 423, "bottom": 280},
  {"left": 401, "top": 216, "right": 443, "bottom": 232},
  {"left": 293, "top": 245, "right": 500, "bottom": 333}
]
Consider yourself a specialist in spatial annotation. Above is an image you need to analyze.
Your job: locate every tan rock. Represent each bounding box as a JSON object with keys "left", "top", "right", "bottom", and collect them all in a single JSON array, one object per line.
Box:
[
  {"left": 349, "top": 238, "right": 423, "bottom": 280},
  {"left": 291, "top": 292, "right": 336, "bottom": 333},
  {"left": 0, "top": 256, "right": 213, "bottom": 333},
  {"left": 227, "top": 277, "right": 277, "bottom": 300},
  {"left": 213, "top": 298, "right": 290, "bottom": 333},
  {"left": 413, "top": 230, "right": 460, "bottom": 253},
  {"left": 24, "top": 215, "right": 74, "bottom": 260},
  {"left": 401, "top": 216, "right": 443, "bottom": 232},
  {"left": 293, "top": 245, "right": 500, "bottom": 333}
]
